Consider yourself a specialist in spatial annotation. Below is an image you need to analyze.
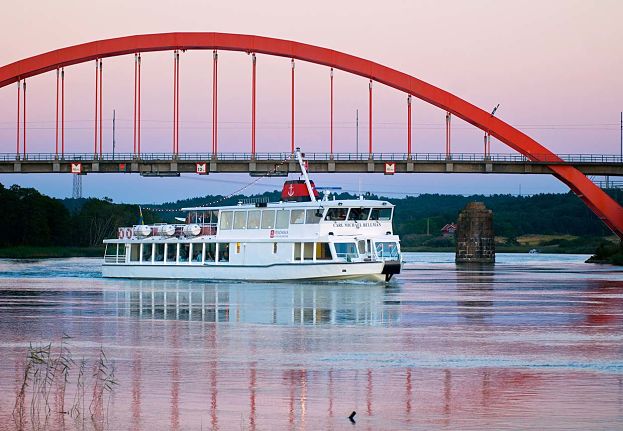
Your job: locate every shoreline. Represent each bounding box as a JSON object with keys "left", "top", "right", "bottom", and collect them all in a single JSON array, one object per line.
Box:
[
  {"left": 0, "top": 246, "right": 104, "bottom": 259},
  {"left": 0, "top": 245, "right": 599, "bottom": 259}
]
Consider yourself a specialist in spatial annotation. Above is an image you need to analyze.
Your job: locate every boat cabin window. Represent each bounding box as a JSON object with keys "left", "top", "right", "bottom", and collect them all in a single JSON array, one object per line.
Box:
[
  {"left": 325, "top": 207, "right": 348, "bottom": 221},
  {"left": 210, "top": 211, "right": 219, "bottom": 225},
  {"left": 142, "top": 244, "right": 153, "bottom": 262},
  {"left": 375, "top": 241, "right": 400, "bottom": 259},
  {"left": 191, "top": 244, "right": 202, "bottom": 262},
  {"left": 303, "top": 243, "right": 314, "bottom": 260},
  {"left": 179, "top": 243, "right": 190, "bottom": 262},
  {"left": 205, "top": 243, "right": 216, "bottom": 262},
  {"left": 357, "top": 240, "right": 366, "bottom": 254},
  {"left": 348, "top": 208, "right": 370, "bottom": 221},
  {"left": 369, "top": 208, "right": 392, "bottom": 221},
  {"left": 154, "top": 244, "right": 164, "bottom": 262},
  {"left": 294, "top": 243, "right": 302, "bottom": 261},
  {"left": 234, "top": 211, "right": 247, "bottom": 229},
  {"left": 334, "top": 242, "right": 358, "bottom": 260},
  {"left": 247, "top": 210, "right": 261, "bottom": 229},
  {"left": 218, "top": 243, "right": 230, "bottom": 262},
  {"left": 316, "top": 243, "right": 332, "bottom": 260},
  {"left": 305, "top": 209, "right": 323, "bottom": 224},
  {"left": 261, "top": 210, "right": 276, "bottom": 229},
  {"left": 130, "top": 244, "right": 140, "bottom": 262},
  {"left": 220, "top": 211, "right": 233, "bottom": 230},
  {"left": 290, "top": 209, "right": 305, "bottom": 224},
  {"left": 276, "top": 210, "right": 290, "bottom": 229},
  {"left": 165, "top": 243, "right": 177, "bottom": 263}
]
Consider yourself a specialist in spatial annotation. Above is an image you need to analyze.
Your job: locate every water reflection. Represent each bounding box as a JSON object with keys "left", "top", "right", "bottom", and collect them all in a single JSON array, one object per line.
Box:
[
  {"left": 1, "top": 255, "right": 623, "bottom": 430},
  {"left": 104, "top": 280, "right": 399, "bottom": 325},
  {"left": 456, "top": 265, "right": 494, "bottom": 321}
]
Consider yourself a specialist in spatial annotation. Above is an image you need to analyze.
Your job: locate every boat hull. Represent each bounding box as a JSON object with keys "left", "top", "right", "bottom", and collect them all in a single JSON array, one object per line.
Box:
[{"left": 101, "top": 261, "right": 391, "bottom": 282}]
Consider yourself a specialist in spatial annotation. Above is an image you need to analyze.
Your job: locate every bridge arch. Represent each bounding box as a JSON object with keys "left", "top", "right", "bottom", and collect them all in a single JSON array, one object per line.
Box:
[{"left": 0, "top": 32, "right": 621, "bottom": 236}]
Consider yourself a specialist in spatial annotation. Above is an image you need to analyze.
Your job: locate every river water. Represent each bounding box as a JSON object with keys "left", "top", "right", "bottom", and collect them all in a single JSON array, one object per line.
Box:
[{"left": 0, "top": 253, "right": 622, "bottom": 430}]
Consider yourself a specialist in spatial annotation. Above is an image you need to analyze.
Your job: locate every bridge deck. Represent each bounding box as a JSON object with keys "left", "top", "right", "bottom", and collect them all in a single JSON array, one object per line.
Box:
[{"left": 2, "top": 152, "right": 622, "bottom": 176}]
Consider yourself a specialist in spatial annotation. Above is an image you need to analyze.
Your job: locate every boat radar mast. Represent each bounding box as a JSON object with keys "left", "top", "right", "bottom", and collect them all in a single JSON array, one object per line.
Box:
[{"left": 295, "top": 147, "right": 317, "bottom": 203}]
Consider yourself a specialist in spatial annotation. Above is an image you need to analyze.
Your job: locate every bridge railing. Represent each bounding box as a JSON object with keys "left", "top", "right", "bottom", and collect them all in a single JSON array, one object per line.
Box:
[{"left": 2, "top": 152, "right": 622, "bottom": 164}]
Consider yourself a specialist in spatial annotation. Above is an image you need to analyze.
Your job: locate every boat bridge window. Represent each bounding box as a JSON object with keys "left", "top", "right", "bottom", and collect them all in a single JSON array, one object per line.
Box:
[
  {"left": 369, "top": 208, "right": 392, "bottom": 221},
  {"left": 165, "top": 243, "right": 177, "bottom": 263},
  {"left": 220, "top": 211, "right": 233, "bottom": 230},
  {"left": 247, "top": 210, "right": 261, "bottom": 229},
  {"left": 218, "top": 243, "right": 230, "bottom": 262},
  {"left": 316, "top": 243, "right": 332, "bottom": 260},
  {"left": 325, "top": 208, "right": 348, "bottom": 221},
  {"left": 154, "top": 244, "right": 164, "bottom": 262},
  {"left": 261, "top": 210, "right": 276, "bottom": 229},
  {"left": 234, "top": 211, "right": 247, "bottom": 229},
  {"left": 334, "top": 242, "right": 358, "bottom": 260},
  {"left": 142, "top": 244, "right": 153, "bottom": 262},
  {"left": 290, "top": 209, "right": 305, "bottom": 224},
  {"left": 348, "top": 208, "right": 370, "bottom": 221},
  {"left": 205, "top": 243, "right": 216, "bottom": 262},
  {"left": 276, "top": 210, "right": 290, "bottom": 229},
  {"left": 305, "top": 209, "right": 323, "bottom": 224}
]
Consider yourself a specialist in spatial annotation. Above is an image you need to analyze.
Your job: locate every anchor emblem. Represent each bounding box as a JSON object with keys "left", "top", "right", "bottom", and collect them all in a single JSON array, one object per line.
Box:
[{"left": 287, "top": 184, "right": 295, "bottom": 196}]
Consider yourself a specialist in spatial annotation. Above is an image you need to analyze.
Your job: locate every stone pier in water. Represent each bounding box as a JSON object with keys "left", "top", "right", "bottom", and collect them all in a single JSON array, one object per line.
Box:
[{"left": 455, "top": 202, "right": 495, "bottom": 263}]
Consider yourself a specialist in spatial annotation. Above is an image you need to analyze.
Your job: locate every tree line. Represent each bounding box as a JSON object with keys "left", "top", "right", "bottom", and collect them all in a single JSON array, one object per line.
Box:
[{"left": 0, "top": 182, "right": 620, "bottom": 249}]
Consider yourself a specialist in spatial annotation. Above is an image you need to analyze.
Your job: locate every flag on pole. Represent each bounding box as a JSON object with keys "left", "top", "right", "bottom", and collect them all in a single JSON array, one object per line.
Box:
[{"left": 138, "top": 206, "right": 144, "bottom": 225}]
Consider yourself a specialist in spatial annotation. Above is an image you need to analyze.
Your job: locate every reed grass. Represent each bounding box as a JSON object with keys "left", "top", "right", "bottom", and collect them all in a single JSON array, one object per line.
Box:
[{"left": 12, "top": 335, "right": 117, "bottom": 430}]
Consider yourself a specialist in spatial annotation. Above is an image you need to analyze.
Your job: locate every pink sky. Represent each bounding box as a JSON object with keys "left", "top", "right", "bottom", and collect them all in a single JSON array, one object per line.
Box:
[{"left": 0, "top": 0, "right": 621, "bottom": 201}]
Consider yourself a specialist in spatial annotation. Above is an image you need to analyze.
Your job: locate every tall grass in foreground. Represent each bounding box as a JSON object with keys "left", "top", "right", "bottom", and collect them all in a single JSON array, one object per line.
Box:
[{"left": 12, "top": 335, "right": 117, "bottom": 430}]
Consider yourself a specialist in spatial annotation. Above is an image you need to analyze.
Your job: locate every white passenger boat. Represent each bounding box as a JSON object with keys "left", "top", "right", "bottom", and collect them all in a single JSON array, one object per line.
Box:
[{"left": 102, "top": 149, "right": 402, "bottom": 282}]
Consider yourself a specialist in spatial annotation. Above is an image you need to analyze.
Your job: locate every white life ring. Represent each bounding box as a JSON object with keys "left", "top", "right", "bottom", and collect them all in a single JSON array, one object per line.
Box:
[
  {"left": 118, "top": 229, "right": 124, "bottom": 239},
  {"left": 125, "top": 228, "right": 133, "bottom": 239}
]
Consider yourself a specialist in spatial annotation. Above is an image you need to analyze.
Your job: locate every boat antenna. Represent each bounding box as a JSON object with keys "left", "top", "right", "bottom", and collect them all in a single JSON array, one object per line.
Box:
[{"left": 295, "top": 147, "right": 317, "bottom": 202}]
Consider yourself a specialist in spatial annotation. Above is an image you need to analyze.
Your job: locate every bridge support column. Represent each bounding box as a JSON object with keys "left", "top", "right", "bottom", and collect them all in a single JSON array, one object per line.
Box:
[
  {"left": 407, "top": 161, "right": 414, "bottom": 172},
  {"left": 367, "top": 161, "right": 374, "bottom": 172},
  {"left": 210, "top": 161, "right": 218, "bottom": 173},
  {"left": 170, "top": 162, "right": 178, "bottom": 172},
  {"left": 249, "top": 161, "right": 256, "bottom": 172},
  {"left": 485, "top": 162, "right": 493, "bottom": 173},
  {"left": 53, "top": 162, "right": 60, "bottom": 173},
  {"left": 456, "top": 202, "right": 495, "bottom": 264},
  {"left": 92, "top": 162, "right": 99, "bottom": 172},
  {"left": 131, "top": 162, "right": 139, "bottom": 173},
  {"left": 328, "top": 161, "right": 335, "bottom": 172},
  {"left": 445, "top": 162, "right": 454, "bottom": 172},
  {"left": 13, "top": 162, "right": 21, "bottom": 173}
]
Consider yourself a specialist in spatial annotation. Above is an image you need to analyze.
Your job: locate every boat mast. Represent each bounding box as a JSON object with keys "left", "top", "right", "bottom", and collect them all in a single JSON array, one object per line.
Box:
[{"left": 295, "top": 147, "right": 317, "bottom": 202}]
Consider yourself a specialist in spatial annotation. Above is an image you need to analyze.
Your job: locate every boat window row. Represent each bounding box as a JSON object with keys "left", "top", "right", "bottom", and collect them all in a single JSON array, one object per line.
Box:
[
  {"left": 129, "top": 242, "right": 230, "bottom": 263},
  {"left": 187, "top": 210, "right": 219, "bottom": 225},
  {"left": 219, "top": 207, "right": 392, "bottom": 230},
  {"left": 119, "top": 241, "right": 362, "bottom": 264},
  {"left": 325, "top": 207, "right": 392, "bottom": 221}
]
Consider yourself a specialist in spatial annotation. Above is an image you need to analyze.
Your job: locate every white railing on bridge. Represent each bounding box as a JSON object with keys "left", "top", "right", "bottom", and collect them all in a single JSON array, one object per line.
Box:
[{"left": 2, "top": 152, "right": 623, "bottom": 164}]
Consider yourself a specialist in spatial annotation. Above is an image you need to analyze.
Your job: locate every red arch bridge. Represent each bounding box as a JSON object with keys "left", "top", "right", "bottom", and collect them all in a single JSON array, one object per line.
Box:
[{"left": 0, "top": 33, "right": 622, "bottom": 237}]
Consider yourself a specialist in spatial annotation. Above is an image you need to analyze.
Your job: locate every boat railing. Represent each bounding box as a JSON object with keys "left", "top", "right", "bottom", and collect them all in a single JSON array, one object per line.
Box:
[{"left": 104, "top": 254, "right": 125, "bottom": 263}]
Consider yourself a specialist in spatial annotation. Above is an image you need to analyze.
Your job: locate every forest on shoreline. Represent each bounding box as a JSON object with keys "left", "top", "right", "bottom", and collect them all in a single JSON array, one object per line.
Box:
[{"left": 1, "top": 182, "right": 621, "bottom": 257}]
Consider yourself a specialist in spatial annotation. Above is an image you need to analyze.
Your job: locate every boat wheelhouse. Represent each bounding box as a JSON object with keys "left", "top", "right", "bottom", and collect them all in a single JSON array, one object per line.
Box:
[{"left": 102, "top": 150, "right": 402, "bottom": 282}]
